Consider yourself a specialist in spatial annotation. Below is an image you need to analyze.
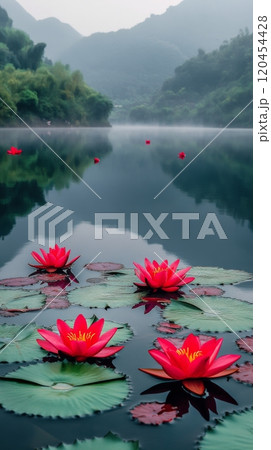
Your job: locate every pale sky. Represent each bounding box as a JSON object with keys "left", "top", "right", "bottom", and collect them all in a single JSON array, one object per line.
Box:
[{"left": 16, "top": 0, "right": 182, "bottom": 36}]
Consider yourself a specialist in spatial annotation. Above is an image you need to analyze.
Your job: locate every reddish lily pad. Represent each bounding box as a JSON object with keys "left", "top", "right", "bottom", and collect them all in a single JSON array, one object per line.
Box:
[
  {"left": 189, "top": 287, "right": 225, "bottom": 297},
  {"left": 85, "top": 262, "right": 124, "bottom": 272},
  {"left": 236, "top": 336, "right": 253, "bottom": 353},
  {"left": 35, "top": 273, "right": 67, "bottom": 283},
  {"left": 41, "top": 286, "right": 66, "bottom": 296},
  {"left": 0, "top": 277, "right": 38, "bottom": 287},
  {"left": 45, "top": 296, "right": 70, "bottom": 309},
  {"left": 231, "top": 362, "right": 253, "bottom": 385},
  {"left": 130, "top": 402, "right": 178, "bottom": 425},
  {"left": 156, "top": 322, "right": 182, "bottom": 334}
]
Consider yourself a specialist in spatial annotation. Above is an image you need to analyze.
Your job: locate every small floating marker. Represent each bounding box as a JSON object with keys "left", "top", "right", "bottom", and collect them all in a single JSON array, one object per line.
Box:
[
  {"left": 7, "top": 146, "right": 22, "bottom": 155},
  {"left": 145, "top": 140, "right": 151, "bottom": 145},
  {"left": 94, "top": 157, "right": 100, "bottom": 164},
  {"left": 178, "top": 152, "right": 186, "bottom": 160}
]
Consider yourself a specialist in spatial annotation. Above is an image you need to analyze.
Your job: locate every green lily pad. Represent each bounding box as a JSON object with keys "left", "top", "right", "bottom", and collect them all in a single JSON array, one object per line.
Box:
[
  {"left": 198, "top": 409, "right": 252, "bottom": 450},
  {"left": 163, "top": 297, "right": 253, "bottom": 332},
  {"left": 0, "top": 324, "right": 45, "bottom": 363},
  {"left": 0, "top": 362, "right": 130, "bottom": 418},
  {"left": 104, "top": 269, "right": 136, "bottom": 286},
  {"left": 42, "top": 432, "right": 139, "bottom": 450},
  {"left": 60, "top": 316, "right": 134, "bottom": 346},
  {"left": 68, "top": 284, "right": 141, "bottom": 309},
  {"left": 190, "top": 267, "right": 252, "bottom": 285},
  {"left": 0, "top": 289, "right": 45, "bottom": 311}
]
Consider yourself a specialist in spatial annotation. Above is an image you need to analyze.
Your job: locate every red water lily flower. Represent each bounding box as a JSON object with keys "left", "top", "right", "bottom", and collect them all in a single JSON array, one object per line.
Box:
[
  {"left": 29, "top": 244, "right": 80, "bottom": 273},
  {"left": 140, "top": 334, "right": 240, "bottom": 395},
  {"left": 178, "top": 152, "right": 186, "bottom": 160},
  {"left": 133, "top": 258, "right": 195, "bottom": 292},
  {"left": 7, "top": 146, "right": 22, "bottom": 155},
  {"left": 37, "top": 314, "right": 124, "bottom": 362},
  {"left": 94, "top": 157, "right": 100, "bottom": 164}
]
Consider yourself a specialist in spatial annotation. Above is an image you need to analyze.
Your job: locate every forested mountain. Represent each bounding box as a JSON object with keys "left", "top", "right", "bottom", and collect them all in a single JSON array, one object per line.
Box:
[
  {"left": 130, "top": 32, "right": 253, "bottom": 127},
  {"left": 0, "top": 0, "right": 82, "bottom": 60},
  {"left": 0, "top": 6, "right": 113, "bottom": 126},
  {"left": 59, "top": 0, "right": 252, "bottom": 102}
]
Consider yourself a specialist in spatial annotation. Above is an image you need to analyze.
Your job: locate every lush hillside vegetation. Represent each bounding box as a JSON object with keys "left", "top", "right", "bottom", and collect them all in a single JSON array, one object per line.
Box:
[
  {"left": 130, "top": 32, "right": 252, "bottom": 127},
  {"left": 0, "top": 6, "right": 113, "bottom": 126},
  {"left": 58, "top": 0, "right": 252, "bottom": 104},
  {"left": 0, "top": 0, "right": 82, "bottom": 60}
]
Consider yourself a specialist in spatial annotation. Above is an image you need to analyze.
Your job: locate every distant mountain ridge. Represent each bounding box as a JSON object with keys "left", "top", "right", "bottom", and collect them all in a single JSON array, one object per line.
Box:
[
  {"left": 0, "top": 0, "right": 82, "bottom": 60},
  {"left": 59, "top": 0, "right": 252, "bottom": 101},
  {"left": 1, "top": 0, "right": 253, "bottom": 105}
]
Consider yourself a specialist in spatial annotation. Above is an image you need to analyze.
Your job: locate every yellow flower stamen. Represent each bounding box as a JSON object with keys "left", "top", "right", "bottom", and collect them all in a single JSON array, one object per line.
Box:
[
  {"left": 176, "top": 347, "right": 203, "bottom": 362},
  {"left": 67, "top": 331, "right": 95, "bottom": 342}
]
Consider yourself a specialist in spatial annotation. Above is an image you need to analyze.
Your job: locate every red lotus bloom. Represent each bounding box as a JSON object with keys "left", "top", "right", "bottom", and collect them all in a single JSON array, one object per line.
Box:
[
  {"left": 133, "top": 258, "right": 195, "bottom": 292},
  {"left": 94, "top": 157, "right": 100, "bottom": 164},
  {"left": 140, "top": 334, "right": 240, "bottom": 394},
  {"left": 145, "top": 140, "right": 151, "bottom": 145},
  {"left": 7, "top": 146, "right": 22, "bottom": 155},
  {"left": 29, "top": 244, "right": 80, "bottom": 273},
  {"left": 37, "top": 314, "right": 124, "bottom": 362},
  {"left": 178, "top": 152, "right": 186, "bottom": 160}
]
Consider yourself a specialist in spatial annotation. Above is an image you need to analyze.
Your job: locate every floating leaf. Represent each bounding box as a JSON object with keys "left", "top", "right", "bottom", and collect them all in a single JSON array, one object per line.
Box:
[
  {"left": 104, "top": 269, "right": 136, "bottom": 286},
  {"left": 86, "top": 278, "right": 104, "bottom": 284},
  {"left": 190, "top": 267, "right": 252, "bottom": 285},
  {"left": 163, "top": 297, "right": 253, "bottom": 332},
  {"left": 42, "top": 432, "right": 139, "bottom": 450},
  {"left": 0, "top": 362, "right": 130, "bottom": 418},
  {"left": 130, "top": 402, "right": 178, "bottom": 425},
  {"left": 0, "top": 289, "right": 45, "bottom": 311},
  {"left": 45, "top": 296, "right": 70, "bottom": 309},
  {"left": 41, "top": 286, "right": 65, "bottom": 296},
  {"left": 85, "top": 262, "right": 124, "bottom": 272},
  {"left": 231, "top": 362, "right": 253, "bottom": 385},
  {"left": 0, "top": 277, "right": 38, "bottom": 287},
  {"left": 156, "top": 322, "right": 182, "bottom": 334},
  {"left": 35, "top": 273, "right": 67, "bottom": 283},
  {"left": 0, "top": 324, "right": 45, "bottom": 363},
  {"left": 189, "top": 287, "right": 225, "bottom": 296},
  {"left": 62, "top": 316, "right": 133, "bottom": 346},
  {"left": 197, "top": 409, "right": 253, "bottom": 450},
  {"left": 236, "top": 336, "right": 253, "bottom": 353},
  {"left": 68, "top": 284, "right": 141, "bottom": 309}
]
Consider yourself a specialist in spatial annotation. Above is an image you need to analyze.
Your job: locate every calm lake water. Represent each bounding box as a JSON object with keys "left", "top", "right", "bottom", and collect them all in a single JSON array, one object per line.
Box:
[{"left": 0, "top": 126, "right": 252, "bottom": 449}]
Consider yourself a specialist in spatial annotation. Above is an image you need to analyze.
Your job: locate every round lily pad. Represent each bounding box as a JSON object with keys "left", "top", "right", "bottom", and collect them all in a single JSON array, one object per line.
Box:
[
  {"left": 104, "top": 269, "right": 136, "bottom": 287},
  {"left": 130, "top": 402, "right": 178, "bottom": 425},
  {"left": 0, "top": 289, "right": 45, "bottom": 311},
  {"left": 231, "top": 362, "right": 253, "bottom": 385},
  {"left": 189, "top": 287, "right": 225, "bottom": 296},
  {"left": 198, "top": 409, "right": 253, "bottom": 450},
  {"left": 236, "top": 336, "right": 253, "bottom": 353},
  {"left": 0, "top": 277, "right": 38, "bottom": 287},
  {"left": 85, "top": 262, "right": 124, "bottom": 272},
  {"left": 163, "top": 297, "right": 253, "bottom": 332},
  {"left": 68, "top": 284, "right": 141, "bottom": 309},
  {"left": 42, "top": 432, "right": 139, "bottom": 450},
  {"left": 190, "top": 267, "right": 252, "bottom": 285},
  {"left": 0, "top": 323, "right": 45, "bottom": 363},
  {"left": 0, "top": 362, "right": 130, "bottom": 418}
]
